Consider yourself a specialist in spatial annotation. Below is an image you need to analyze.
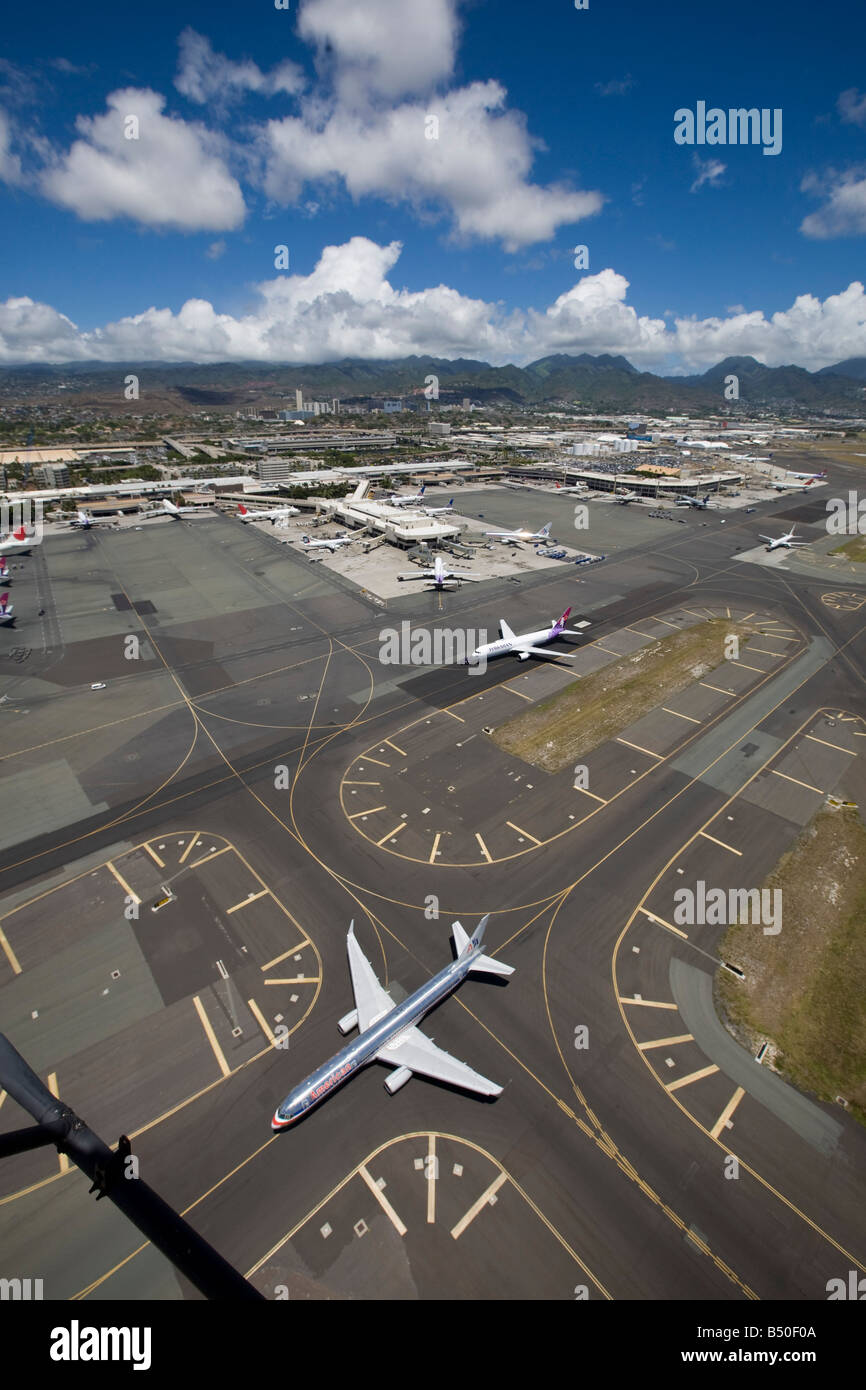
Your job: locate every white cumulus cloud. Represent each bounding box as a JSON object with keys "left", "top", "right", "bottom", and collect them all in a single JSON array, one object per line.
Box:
[
  {"left": 39, "top": 88, "right": 246, "bottom": 231},
  {"left": 800, "top": 167, "right": 866, "bottom": 239},
  {"left": 175, "top": 28, "right": 304, "bottom": 106},
  {"left": 2, "top": 238, "right": 865, "bottom": 373},
  {"left": 261, "top": 81, "right": 603, "bottom": 250},
  {"left": 298, "top": 0, "right": 460, "bottom": 101}
]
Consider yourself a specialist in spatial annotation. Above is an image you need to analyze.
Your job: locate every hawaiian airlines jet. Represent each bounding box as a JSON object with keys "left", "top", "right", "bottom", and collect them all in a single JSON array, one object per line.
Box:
[
  {"left": 468, "top": 607, "right": 576, "bottom": 663},
  {"left": 272, "top": 918, "right": 513, "bottom": 1130},
  {"left": 760, "top": 526, "right": 811, "bottom": 552},
  {"left": 0, "top": 593, "right": 14, "bottom": 625},
  {"left": 787, "top": 470, "right": 827, "bottom": 482},
  {"left": 485, "top": 522, "right": 554, "bottom": 545},
  {"left": 237, "top": 502, "right": 299, "bottom": 523},
  {"left": 0, "top": 558, "right": 10, "bottom": 583},
  {"left": 398, "top": 554, "right": 481, "bottom": 589},
  {"left": 0, "top": 527, "right": 31, "bottom": 557}
]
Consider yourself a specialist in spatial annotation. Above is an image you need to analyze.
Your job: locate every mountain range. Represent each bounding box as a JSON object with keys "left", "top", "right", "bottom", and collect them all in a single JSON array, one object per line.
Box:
[{"left": 1, "top": 354, "right": 865, "bottom": 416}]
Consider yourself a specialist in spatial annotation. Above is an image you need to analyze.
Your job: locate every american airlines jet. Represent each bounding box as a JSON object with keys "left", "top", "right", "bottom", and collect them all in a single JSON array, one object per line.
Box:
[
  {"left": 0, "top": 593, "right": 14, "bottom": 625},
  {"left": 485, "top": 522, "right": 554, "bottom": 545},
  {"left": 272, "top": 918, "right": 513, "bottom": 1130},
  {"left": 468, "top": 606, "right": 576, "bottom": 663},
  {"left": 760, "top": 526, "right": 811, "bottom": 552},
  {"left": 236, "top": 502, "right": 299, "bottom": 523},
  {"left": 398, "top": 554, "right": 481, "bottom": 589}
]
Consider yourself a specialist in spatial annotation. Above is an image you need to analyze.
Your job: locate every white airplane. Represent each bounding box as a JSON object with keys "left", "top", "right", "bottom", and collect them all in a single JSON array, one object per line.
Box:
[
  {"left": 770, "top": 475, "right": 822, "bottom": 492},
  {"left": 554, "top": 483, "right": 592, "bottom": 498},
  {"left": 485, "top": 522, "right": 554, "bottom": 545},
  {"left": 388, "top": 484, "right": 428, "bottom": 507},
  {"left": 69, "top": 509, "right": 118, "bottom": 529},
  {"left": 786, "top": 470, "right": 827, "bottom": 482},
  {"left": 760, "top": 526, "right": 811, "bottom": 552},
  {"left": 140, "top": 498, "right": 209, "bottom": 521},
  {"left": 298, "top": 532, "right": 353, "bottom": 552},
  {"left": 419, "top": 497, "right": 455, "bottom": 515},
  {"left": 398, "top": 554, "right": 482, "bottom": 590},
  {"left": 675, "top": 494, "right": 712, "bottom": 509},
  {"left": 236, "top": 502, "right": 299, "bottom": 524},
  {"left": 0, "top": 558, "right": 10, "bottom": 583},
  {"left": 272, "top": 918, "right": 512, "bottom": 1129},
  {"left": 0, "top": 526, "right": 32, "bottom": 557},
  {"left": 0, "top": 592, "right": 14, "bottom": 625},
  {"left": 468, "top": 606, "right": 575, "bottom": 664},
  {"left": 610, "top": 486, "right": 648, "bottom": 505}
]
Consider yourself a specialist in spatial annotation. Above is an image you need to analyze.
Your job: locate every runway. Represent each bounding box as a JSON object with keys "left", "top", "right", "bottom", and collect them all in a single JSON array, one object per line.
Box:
[{"left": 1, "top": 478, "right": 865, "bottom": 1301}]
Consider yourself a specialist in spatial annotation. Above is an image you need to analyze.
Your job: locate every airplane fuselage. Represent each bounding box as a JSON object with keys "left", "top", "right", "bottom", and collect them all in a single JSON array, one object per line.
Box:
[
  {"left": 272, "top": 949, "right": 478, "bottom": 1128},
  {"left": 472, "top": 624, "right": 559, "bottom": 662}
]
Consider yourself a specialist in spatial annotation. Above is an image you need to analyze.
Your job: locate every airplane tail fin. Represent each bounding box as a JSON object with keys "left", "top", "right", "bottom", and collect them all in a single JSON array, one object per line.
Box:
[
  {"left": 13, "top": 527, "right": 26, "bottom": 541},
  {"left": 239, "top": 504, "right": 249, "bottom": 515},
  {"left": 553, "top": 606, "right": 572, "bottom": 633},
  {"left": 453, "top": 916, "right": 515, "bottom": 976},
  {"left": 0, "top": 593, "right": 10, "bottom": 612},
  {"left": 539, "top": 522, "right": 552, "bottom": 536}
]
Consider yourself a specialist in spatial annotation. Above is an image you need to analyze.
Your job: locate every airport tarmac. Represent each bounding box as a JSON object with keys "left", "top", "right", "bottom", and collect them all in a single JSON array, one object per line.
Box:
[{"left": 1, "top": 474, "right": 866, "bottom": 1301}]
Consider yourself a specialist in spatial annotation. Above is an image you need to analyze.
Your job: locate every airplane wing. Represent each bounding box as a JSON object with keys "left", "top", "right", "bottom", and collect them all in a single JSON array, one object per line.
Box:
[
  {"left": 398, "top": 570, "right": 434, "bottom": 580},
  {"left": 451, "top": 571, "right": 481, "bottom": 581},
  {"left": 347, "top": 925, "right": 396, "bottom": 1031},
  {"left": 499, "top": 619, "right": 516, "bottom": 640},
  {"left": 513, "top": 645, "right": 574, "bottom": 660},
  {"left": 375, "top": 1026, "right": 502, "bottom": 1096},
  {"left": 758, "top": 536, "right": 775, "bottom": 543}
]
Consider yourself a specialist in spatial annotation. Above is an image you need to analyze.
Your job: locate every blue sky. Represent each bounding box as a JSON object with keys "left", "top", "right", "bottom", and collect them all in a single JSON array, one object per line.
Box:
[{"left": 0, "top": 0, "right": 864, "bottom": 370}]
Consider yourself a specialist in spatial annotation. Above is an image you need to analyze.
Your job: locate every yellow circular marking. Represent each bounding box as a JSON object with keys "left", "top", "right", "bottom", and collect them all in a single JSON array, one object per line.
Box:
[{"left": 821, "top": 590, "right": 866, "bottom": 611}]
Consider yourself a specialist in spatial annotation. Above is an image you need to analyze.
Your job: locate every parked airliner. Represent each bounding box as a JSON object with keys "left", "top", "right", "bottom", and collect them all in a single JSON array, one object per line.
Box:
[
  {"left": 388, "top": 485, "right": 428, "bottom": 507},
  {"left": 0, "top": 527, "right": 31, "bottom": 557},
  {"left": 0, "top": 593, "right": 14, "bottom": 625},
  {"left": 237, "top": 502, "right": 299, "bottom": 523},
  {"left": 760, "top": 526, "right": 810, "bottom": 551},
  {"left": 140, "top": 498, "right": 210, "bottom": 520},
  {"left": 271, "top": 918, "right": 513, "bottom": 1129},
  {"left": 419, "top": 497, "right": 455, "bottom": 515},
  {"left": 468, "top": 607, "right": 576, "bottom": 663},
  {"left": 398, "top": 554, "right": 481, "bottom": 589},
  {"left": 299, "top": 533, "right": 353, "bottom": 552},
  {"left": 485, "top": 522, "right": 553, "bottom": 545}
]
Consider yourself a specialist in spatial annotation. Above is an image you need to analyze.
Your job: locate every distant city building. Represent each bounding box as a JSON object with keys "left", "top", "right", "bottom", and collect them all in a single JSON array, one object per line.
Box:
[
  {"left": 428, "top": 422, "right": 451, "bottom": 437},
  {"left": 36, "top": 463, "right": 71, "bottom": 487}
]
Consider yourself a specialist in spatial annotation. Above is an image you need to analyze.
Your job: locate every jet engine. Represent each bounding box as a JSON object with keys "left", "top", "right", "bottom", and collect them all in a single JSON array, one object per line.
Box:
[
  {"left": 384, "top": 1066, "right": 413, "bottom": 1095},
  {"left": 337, "top": 1009, "right": 359, "bottom": 1035}
]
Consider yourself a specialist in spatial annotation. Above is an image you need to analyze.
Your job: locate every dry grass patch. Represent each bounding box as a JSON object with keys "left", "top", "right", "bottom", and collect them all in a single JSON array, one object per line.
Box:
[
  {"left": 716, "top": 806, "right": 866, "bottom": 1126},
  {"left": 490, "top": 619, "right": 756, "bottom": 773},
  {"left": 830, "top": 536, "right": 866, "bottom": 563}
]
